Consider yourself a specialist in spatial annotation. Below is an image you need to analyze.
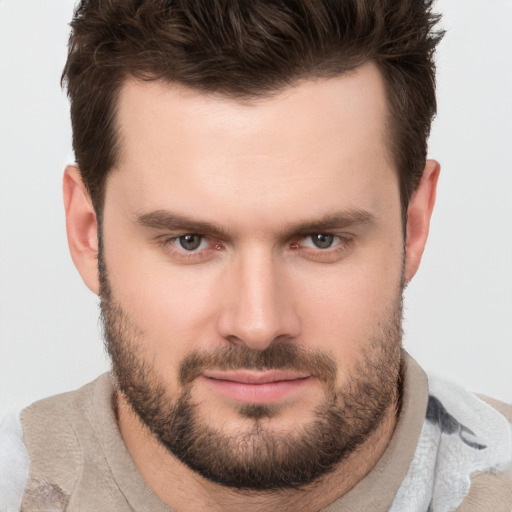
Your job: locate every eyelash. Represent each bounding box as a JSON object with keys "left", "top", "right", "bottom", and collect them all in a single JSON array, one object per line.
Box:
[
  {"left": 157, "top": 233, "right": 354, "bottom": 263},
  {"left": 290, "top": 234, "right": 354, "bottom": 263},
  {"left": 158, "top": 235, "right": 222, "bottom": 262}
]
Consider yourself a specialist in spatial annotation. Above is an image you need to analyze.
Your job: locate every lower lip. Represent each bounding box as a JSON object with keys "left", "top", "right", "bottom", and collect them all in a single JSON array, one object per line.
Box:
[{"left": 201, "top": 376, "right": 312, "bottom": 404}]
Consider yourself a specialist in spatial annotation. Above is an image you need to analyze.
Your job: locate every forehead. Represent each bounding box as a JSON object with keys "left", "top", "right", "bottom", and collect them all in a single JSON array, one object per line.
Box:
[
  {"left": 108, "top": 63, "right": 397, "bottom": 227},
  {"left": 115, "top": 62, "right": 390, "bottom": 162}
]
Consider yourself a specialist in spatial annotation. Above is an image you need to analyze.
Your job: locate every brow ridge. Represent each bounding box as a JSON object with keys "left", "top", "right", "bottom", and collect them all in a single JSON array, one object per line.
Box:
[{"left": 136, "top": 208, "right": 375, "bottom": 238}]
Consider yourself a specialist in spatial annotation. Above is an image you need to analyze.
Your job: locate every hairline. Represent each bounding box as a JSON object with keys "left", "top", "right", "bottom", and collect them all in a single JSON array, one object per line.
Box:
[{"left": 93, "top": 61, "right": 408, "bottom": 228}]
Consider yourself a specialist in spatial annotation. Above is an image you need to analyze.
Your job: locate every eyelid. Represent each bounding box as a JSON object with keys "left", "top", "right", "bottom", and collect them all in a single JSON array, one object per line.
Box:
[
  {"left": 294, "top": 232, "right": 352, "bottom": 247},
  {"left": 298, "top": 233, "right": 341, "bottom": 249},
  {"left": 290, "top": 233, "right": 355, "bottom": 262},
  {"left": 157, "top": 233, "right": 224, "bottom": 262},
  {"left": 155, "top": 231, "right": 354, "bottom": 263},
  {"left": 169, "top": 234, "right": 209, "bottom": 251}
]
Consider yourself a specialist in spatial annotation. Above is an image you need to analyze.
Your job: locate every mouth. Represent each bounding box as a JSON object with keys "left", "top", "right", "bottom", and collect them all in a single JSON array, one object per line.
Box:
[{"left": 200, "top": 370, "right": 312, "bottom": 404}]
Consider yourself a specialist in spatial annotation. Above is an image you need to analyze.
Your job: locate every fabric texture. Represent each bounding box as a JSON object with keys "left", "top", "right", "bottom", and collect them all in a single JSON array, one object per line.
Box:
[
  {"left": 388, "top": 379, "right": 512, "bottom": 512},
  {"left": 0, "top": 353, "right": 510, "bottom": 512},
  {"left": 0, "top": 412, "right": 29, "bottom": 512}
]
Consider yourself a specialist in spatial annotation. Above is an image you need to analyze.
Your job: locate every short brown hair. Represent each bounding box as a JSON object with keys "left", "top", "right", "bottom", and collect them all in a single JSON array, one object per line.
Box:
[{"left": 62, "top": 0, "right": 444, "bottom": 219}]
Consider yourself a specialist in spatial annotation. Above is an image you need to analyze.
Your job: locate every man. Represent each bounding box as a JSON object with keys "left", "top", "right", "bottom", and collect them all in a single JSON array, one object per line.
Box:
[{"left": 1, "top": 1, "right": 511, "bottom": 511}]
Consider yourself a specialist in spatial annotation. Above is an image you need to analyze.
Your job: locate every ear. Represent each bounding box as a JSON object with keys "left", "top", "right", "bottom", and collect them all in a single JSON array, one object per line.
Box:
[
  {"left": 404, "top": 159, "right": 440, "bottom": 284},
  {"left": 63, "top": 165, "right": 100, "bottom": 295}
]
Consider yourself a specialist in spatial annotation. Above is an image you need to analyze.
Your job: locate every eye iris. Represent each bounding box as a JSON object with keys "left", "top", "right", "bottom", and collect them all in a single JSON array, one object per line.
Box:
[
  {"left": 179, "top": 234, "right": 202, "bottom": 251},
  {"left": 312, "top": 234, "right": 334, "bottom": 249}
]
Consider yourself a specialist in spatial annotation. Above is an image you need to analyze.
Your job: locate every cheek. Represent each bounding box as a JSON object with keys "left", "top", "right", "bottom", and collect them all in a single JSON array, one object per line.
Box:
[
  {"left": 104, "top": 239, "right": 223, "bottom": 364},
  {"left": 293, "top": 245, "right": 403, "bottom": 360}
]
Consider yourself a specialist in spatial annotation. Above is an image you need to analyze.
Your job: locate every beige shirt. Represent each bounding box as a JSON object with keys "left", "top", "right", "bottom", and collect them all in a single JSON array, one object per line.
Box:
[{"left": 20, "top": 355, "right": 512, "bottom": 512}]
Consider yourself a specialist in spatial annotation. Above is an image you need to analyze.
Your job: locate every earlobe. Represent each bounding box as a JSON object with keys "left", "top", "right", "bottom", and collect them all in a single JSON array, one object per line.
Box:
[
  {"left": 404, "top": 159, "right": 440, "bottom": 284},
  {"left": 63, "top": 165, "right": 100, "bottom": 295}
]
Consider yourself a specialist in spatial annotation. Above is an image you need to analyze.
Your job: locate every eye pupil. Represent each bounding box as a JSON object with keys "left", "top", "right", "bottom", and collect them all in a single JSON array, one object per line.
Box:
[
  {"left": 179, "top": 234, "right": 202, "bottom": 251},
  {"left": 311, "top": 234, "right": 334, "bottom": 249}
]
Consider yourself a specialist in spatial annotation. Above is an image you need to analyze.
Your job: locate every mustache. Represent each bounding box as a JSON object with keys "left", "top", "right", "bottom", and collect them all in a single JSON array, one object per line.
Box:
[{"left": 179, "top": 343, "right": 337, "bottom": 388}]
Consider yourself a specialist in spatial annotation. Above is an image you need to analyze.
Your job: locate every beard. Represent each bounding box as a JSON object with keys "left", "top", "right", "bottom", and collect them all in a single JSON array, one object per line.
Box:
[{"left": 99, "top": 255, "right": 403, "bottom": 491}]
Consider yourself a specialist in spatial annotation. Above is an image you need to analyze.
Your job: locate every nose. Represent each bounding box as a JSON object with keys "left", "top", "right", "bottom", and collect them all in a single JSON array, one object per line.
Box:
[{"left": 217, "top": 249, "right": 301, "bottom": 350}]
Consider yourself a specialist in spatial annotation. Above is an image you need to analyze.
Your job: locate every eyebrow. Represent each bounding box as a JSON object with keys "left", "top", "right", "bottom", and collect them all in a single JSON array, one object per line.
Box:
[
  {"left": 285, "top": 209, "right": 375, "bottom": 236},
  {"left": 136, "top": 210, "right": 232, "bottom": 238},
  {"left": 136, "top": 208, "right": 375, "bottom": 238}
]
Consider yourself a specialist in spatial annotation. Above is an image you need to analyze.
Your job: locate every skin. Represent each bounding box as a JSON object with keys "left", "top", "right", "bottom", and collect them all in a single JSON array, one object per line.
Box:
[{"left": 63, "top": 62, "right": 439, "bottom": 511}]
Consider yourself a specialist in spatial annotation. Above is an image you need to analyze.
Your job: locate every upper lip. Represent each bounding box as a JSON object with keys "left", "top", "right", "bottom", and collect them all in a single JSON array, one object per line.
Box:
[{"left": 202, "top": 370, "right": 310, "bottom": 384}]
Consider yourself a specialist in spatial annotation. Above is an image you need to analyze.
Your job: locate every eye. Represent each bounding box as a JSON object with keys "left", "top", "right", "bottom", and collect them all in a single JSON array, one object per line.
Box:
[
  {"left": 290, "top": 233, "right": 354, "bottom": 262},
  {"left": 175, "top": 234, "right": 206, "bottom": 251},
  {"left": 157, "top": 233, "right": 224, "bottom": 262},
  {"left": 308, "top": 234, "right": 335, "bottom": 249},
  {"left": 298, "top": 233, "right": 339, "bottom": 250}
]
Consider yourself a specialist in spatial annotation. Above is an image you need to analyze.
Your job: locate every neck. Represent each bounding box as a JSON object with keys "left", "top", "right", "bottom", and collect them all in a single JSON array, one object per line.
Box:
[{"left": 116, "top": 394, "right": 399, "bottom": 512}]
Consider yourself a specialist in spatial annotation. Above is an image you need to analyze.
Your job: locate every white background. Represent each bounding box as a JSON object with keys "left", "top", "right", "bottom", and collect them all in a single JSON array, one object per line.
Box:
[{"left": 0, "top": 0, "right": 511, "bottom": 413}]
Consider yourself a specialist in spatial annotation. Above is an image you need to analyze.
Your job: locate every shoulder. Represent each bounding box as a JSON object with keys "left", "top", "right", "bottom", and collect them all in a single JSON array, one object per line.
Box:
[
  {"left": 0, "top": 411, "right": 30, "bottom": 512},
  {"left": 19, "top": 375, "right": 112, "bottom": 511},
  {"left": 390, "top": 371, "right": 512, "bottom": 512},
  {"left": 456, "top": 470, "right": 512, "bottom": 512},
  {"left": 20, "top": 378, "right": 97, "bottom": 477},
  {"left": 428, "top": 378, "right": 512, "bottom": 512},
  {"left": 21, "top": 373, "right": 111, "bottom": 436},
  {"left": 455, "top": 393, "right": 512, "bottom": 512},
  {"left": 477, "top": 394, "right": 512, "bottom": 423}
]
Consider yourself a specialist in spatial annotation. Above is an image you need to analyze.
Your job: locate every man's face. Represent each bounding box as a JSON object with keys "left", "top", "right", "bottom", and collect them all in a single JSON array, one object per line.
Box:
[{"left": 99, "top": 63, "right": 406, "bottom": 488}]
